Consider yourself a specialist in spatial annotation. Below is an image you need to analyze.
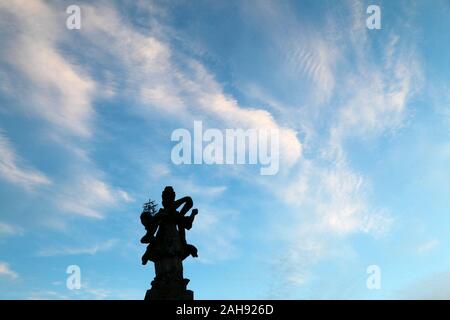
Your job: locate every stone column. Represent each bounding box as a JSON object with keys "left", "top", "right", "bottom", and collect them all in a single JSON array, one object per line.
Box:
[{"left": 144, "top": 257, "right": 193, "bottom": 300}]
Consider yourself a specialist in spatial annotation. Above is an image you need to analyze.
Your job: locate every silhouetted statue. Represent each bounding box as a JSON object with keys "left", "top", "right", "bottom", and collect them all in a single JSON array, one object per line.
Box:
[{"left": 140, "top": 186, "right": 198, "bottom": 300}]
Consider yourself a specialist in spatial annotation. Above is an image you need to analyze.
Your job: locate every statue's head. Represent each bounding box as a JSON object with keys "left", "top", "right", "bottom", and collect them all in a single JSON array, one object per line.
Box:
[{"left": 162, "top": 186, "right": 175, "bottom": 208}]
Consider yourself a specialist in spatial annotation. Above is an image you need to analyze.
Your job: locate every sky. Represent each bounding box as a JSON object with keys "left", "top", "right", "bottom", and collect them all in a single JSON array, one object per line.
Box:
[{"left": 0, "top": 0, "right": 450, "bottom": 299}]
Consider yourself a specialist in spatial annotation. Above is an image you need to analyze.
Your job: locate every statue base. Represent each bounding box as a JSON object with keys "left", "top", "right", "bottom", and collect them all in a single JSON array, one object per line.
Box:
[
  {"left": 145, "top": 285, "right": 194, "bottom": 300},
  {"left": 144, "top": 257, "right": 194, "bottom": 300}
]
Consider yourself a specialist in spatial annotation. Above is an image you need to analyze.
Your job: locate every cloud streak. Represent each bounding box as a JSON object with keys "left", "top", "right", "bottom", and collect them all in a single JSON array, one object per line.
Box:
[
  {"left": 77, "top": 3, "right": 302, "bottom": 167},
  {"left": 0, "top": 262, "right": 18, "bottom": 280},
  {"left": 54, "top": 174, "right": 130, "bottom": 219},
  {"left": 37, "top": 239, "right": 117, "bottom": 256},
  {"left": 0, "top": 222, "right": 24, "bottom": 237},
  {"left": 241, "top": 0, "right": 419, "bottom": 290},
  {"left": 0, "top": 0, "right": 96, "bottom": 138},
  {"left": 0, "top": 130, "right": 51, "bottom": 189}
]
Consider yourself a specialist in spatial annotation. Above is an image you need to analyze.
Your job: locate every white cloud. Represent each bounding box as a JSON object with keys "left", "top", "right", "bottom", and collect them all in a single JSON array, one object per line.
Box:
[
  {"left": 332, "top": 9, "right": 422, "bottom": 144},
  {"left": 239, "top": 0, "right": 417, "bottom": 290},
  {"left": 0, "top": 131, "right": 51, "bottom": 189},
  {"left": 0, "top": 222, "right": 24, "bottom": 237},
  {"left": 0, "top": 262, "right": 18, "bottom": 280},
  {"left": 37, "top": 239, "right": 117, "bottom": 256},
  {"left": 164, "top": 179, "right": 227, "bottom": 199},
  {"left": 0, "top": 1, "right": 133, "bottom": 224},
  {"left": 334, "top": 53, "right": 419, "bottom": 143},
  {"left": 0, "top": 0, "right": 96, "bottom": 137},
  {"left": 181, "top": 61, "right": 302, "bottom": 167},
  {"left": 242, "top": 0, "right": 337, "bottom": 104},
  {"left": 55, "top": 174, "right": 130, "bottom": 219},
  {"left": 417, "top": 238, "right": 439, "bottom": 254},
  {"left": 271, "top": 159, "right": 393, "bottom": 288},
  {"left": 0, "top": 1, "right": 127, "bottom": 224},
  {"left": 77, "top": 3, "right": 302, "bottom": 168},
  {"left": 285, "top": 37, "right": 336, "bottom": 104},
  {"left": 151, "top": 163, "right": 171, "bottom": 178},
  {"left": 117, "top": 190, "right": 134, "bottom": 203}
]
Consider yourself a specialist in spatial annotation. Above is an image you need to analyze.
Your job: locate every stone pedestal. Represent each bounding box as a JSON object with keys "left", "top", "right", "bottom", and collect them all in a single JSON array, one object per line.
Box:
[{"left": 144, "top": 257, "right": 194, "bottom": 300}]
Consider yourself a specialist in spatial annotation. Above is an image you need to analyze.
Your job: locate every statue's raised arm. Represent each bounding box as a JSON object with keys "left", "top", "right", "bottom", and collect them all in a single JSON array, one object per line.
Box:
[{"left": 173, "top": 196, "right": 193, "bottom": 216}]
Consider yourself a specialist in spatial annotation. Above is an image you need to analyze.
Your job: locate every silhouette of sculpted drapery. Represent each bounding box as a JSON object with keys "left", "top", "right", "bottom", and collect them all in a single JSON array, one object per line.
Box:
[{"left": 140, "top": 186, "right": 198, "bottom": 300}]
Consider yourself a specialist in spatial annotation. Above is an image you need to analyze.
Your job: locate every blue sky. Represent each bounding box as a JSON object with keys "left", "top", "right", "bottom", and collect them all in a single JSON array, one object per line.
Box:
[{"left": 1, "top": 0, "right": 450, "bottom": 299}]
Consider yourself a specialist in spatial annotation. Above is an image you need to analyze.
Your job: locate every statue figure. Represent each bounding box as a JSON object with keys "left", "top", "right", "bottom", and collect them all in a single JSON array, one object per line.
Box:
[{"left": 140, "top": 186, "right": 198, "bottom": 300}]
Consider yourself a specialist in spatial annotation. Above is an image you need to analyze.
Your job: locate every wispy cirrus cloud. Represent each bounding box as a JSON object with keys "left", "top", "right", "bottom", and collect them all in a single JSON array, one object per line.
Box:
[
  {"left": 271, "top": 159, "right": 393, "bottom": 289},
  {"left": 417, "top": 238, "right": 440, "bottom": 254},
  {"left": 331, "top": 36, "right": 421, "bottom": 148},
  {"left": 242, "top": 0, "right": 337, "bottom": 105},
  {"left": 76, "top": 3, "right": 302, "bottom": 168},
  {"left": 37, "top": 239, "right": 117, "bottom": 256},
  {"left": 54, "top": 174, "right": 131, "bottom": 219},
  {"left": 0, "top": 261, "right": 19, "bottom": 280},
  {"left": 0, "top": 222, "right": 24, "bottom": 237},
  {"left": 0, "top": 0, "right": 96, "bottom": 138},
  {"left": 0, "top": 130, "right": 51, "bottom": 190},
  {"left": 239, "top": 0, "right": 419, "bottom": 290},
  {"left": 0, "top": 1, "right": 135, "bottom": 223}
]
